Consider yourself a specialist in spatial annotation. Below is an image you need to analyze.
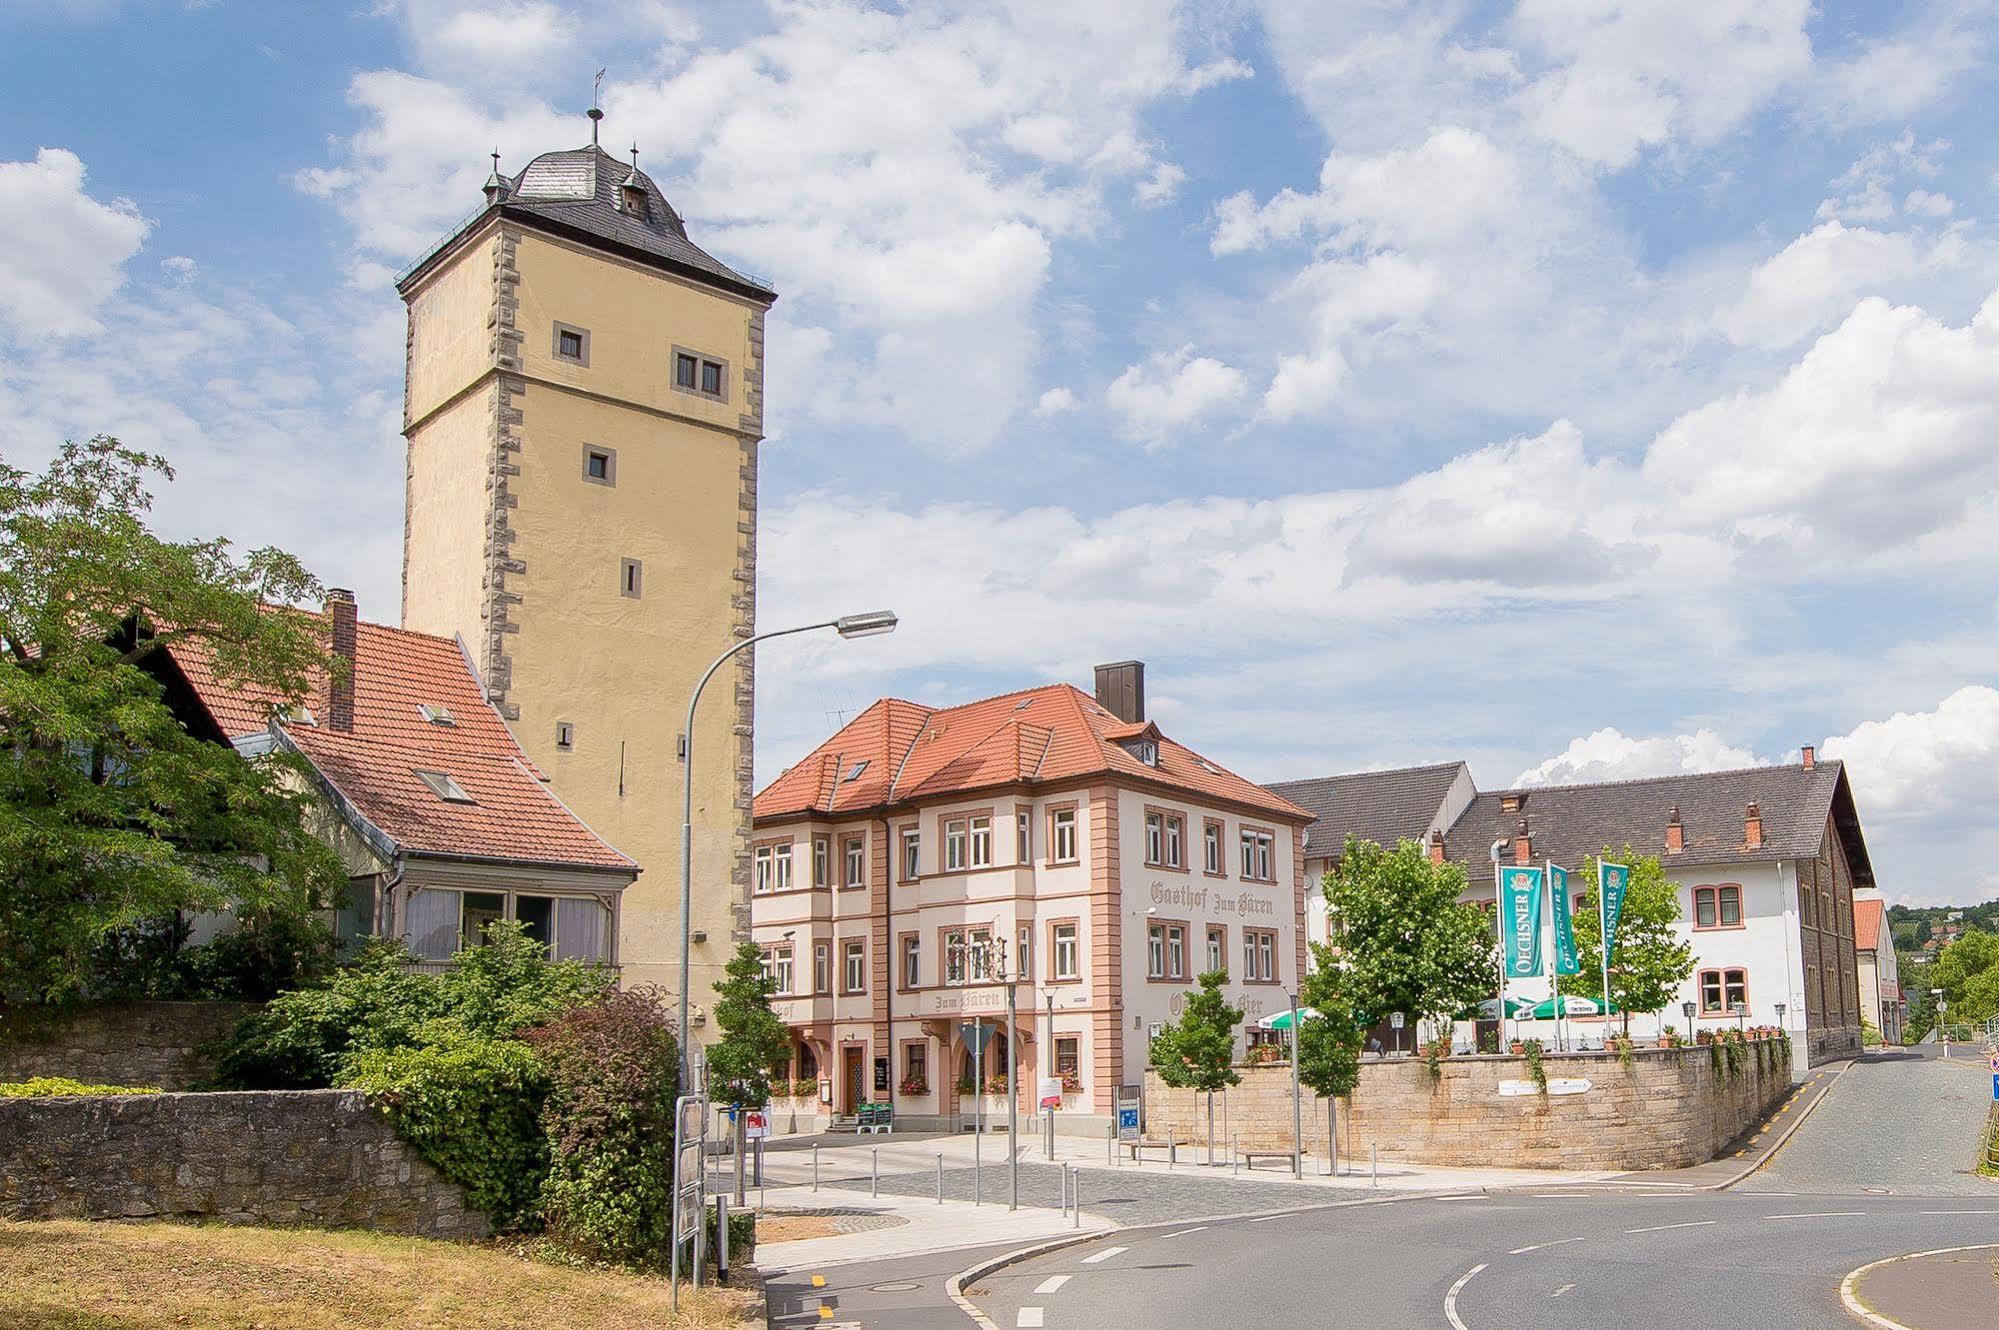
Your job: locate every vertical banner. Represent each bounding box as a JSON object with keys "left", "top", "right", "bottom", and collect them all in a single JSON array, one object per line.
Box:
[
  {"left": 1499, "top": 865, "right": 1545, "bottom": 978},
  {"left": 1599, "top": 861, "right": 1631, "bottom": 962},
  {"left": 1549, "top": 862, "right": 1580, "bottom": 975}
]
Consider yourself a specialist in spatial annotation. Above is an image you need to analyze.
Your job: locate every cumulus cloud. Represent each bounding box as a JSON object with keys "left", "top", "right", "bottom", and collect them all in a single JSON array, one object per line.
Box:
[
  {"left": 1105, "top": 345, "right": 1247, "bottom": 444},
  {"left": 1034, "top": 386, "right": 1078, "bottom": 416},
  {"left": 1713, "top": 220, "right": 1954, "bottom": 349},
  {"left": 1822, "top": 686, "right": 1999, "bottom": 818},
  {"left": 1515, "top": 728, "right": 1765, "bottom": 787},
  {"left": 0, "top": 148, "right": 151, "bottom": 338}
]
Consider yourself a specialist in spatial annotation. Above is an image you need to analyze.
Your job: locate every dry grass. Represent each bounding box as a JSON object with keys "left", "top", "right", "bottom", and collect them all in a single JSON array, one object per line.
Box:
[
  {"left": 0, "top": 1220, "right": 758, "bottom": 1330},
  {"left": 754, "top": 1213, "right": 848, "bottom": 1244}
]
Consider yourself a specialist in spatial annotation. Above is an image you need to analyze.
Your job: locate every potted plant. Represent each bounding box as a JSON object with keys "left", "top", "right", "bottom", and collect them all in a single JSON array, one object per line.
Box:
[
  {"left": 1424, "top": 1037, "right": 1451, "bottom": 1060},
  {"left": 898, "top": 1075, "right": 929, "bottom": 1096},
  {"left": 1508, "top": 1038, "right": 1527, "bottom": 1055},
  {"left": 1060, "top": 1071, "right": 1083, "bottom": 1094},
  {"left": 1695, "top": 1028, "right": 1714, "bottom": 1045}
]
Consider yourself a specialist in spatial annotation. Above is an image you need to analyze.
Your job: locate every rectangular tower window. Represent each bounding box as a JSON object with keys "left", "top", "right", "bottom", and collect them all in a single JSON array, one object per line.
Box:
[
  {"left": 552, "top": 321, "right": 591, "bottom": 366},
  {"left": 620, "top": 558, "right": 643, "bottom": 598},
  {"left": 555, "top": 721, "right": 574, "bottom": 751},
  {"left": 672, "top": 345, "right": 730, "bottom": 402},
  {"left": 581, "top": 445, "right": 617, "bottom": 486}
]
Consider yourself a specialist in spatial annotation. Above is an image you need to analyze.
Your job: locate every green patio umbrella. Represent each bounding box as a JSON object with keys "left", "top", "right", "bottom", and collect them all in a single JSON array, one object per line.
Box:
[
  {"left": 1473, "top": 997, "right": 1538, "bottom": 1019},
  {"left": 1525, "top": 995, "right": 1620, "bottom": 1019},
  {"left": 1256, "top": 1007, "right": 1323, "bottom": 1030}
]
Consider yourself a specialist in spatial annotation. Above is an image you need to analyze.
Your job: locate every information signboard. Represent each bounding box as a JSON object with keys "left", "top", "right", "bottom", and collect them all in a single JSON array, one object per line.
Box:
[
  {"left": 1038, "top": 1077, "right": 1063, "bottom": 1110},
  {"left": 1115, "top": 1084, "right": 1141, "bottom": 1143},
  {"left": 743, "top": 1108, "right": 769, "bottom": 1141}
]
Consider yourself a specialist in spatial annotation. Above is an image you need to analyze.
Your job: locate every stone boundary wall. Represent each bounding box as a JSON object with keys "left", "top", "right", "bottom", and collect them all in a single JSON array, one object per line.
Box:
[
  {"left": 0, "top": 1089, "right": 488, "bottom": 1240},
  {"left": 0, "top": 1001, "right": 257, "bottom": 1090},
  {"left": 1143, "top": 1040, "right": 1792, "bottom": 1171}
]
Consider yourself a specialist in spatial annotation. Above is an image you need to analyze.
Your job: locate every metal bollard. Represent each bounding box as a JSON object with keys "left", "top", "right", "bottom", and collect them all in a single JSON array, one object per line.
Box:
[
  {"left": 1072, "top": 1169, "right": 1081, "bottom": 1228},
  {"left": 937, "top": 1153, "right": 945, "bottom": 1205},
  {"left": 974, "top": 1145, "right": 982, "bottom": 1206},
  {"left": 1231, "top": 1132, "right": 1238, "bottom": 1176},
  {"left": 1060, "top": 1164, "right": 1069, "bottom": 1217},
  {"left": 1108, "top": 1123, "right": 1115, "bottom": 1167},
  {"left": 812, "top": 1143, "right": 819, "bottom": 1193},
  {"left": 1169, "top": 1138, "right": 1176, "bottom": 1170},
  {"left": 715, "top": 1193, "right": 730, "bottom": 1280},
  {"left": 871, "top": 1146, "right": 879, "bottom": 1198},
  {"left": 1371, "top": 1142, "right": 1378, "bottom": 1189}
]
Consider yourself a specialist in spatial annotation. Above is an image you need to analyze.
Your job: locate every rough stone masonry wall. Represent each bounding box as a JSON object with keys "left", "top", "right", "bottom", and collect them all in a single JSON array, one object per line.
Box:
[
  {"left": 1144, "top": 1041, "right": 1791, "bottom": 1171},
  {"left": 0, "top": 1089, "right": 488, "bottom": 1240},
  {"left": 0, "top": 1001, "right": 256, "bottom": 1091}
]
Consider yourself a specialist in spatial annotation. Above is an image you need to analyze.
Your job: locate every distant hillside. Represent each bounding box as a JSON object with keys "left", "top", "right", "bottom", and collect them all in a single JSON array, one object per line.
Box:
[{"left": 1888, "top": 899, "right": 1999, "bottom": 958}]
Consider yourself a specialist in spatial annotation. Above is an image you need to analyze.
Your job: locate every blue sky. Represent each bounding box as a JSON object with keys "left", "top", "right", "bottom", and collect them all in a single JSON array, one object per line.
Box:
[{"left": 4, "top": 1, "right": 1998, "bottom": 905}]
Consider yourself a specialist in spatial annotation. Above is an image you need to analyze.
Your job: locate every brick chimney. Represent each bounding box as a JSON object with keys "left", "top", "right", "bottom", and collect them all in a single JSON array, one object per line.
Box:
[
  {"left": 1744, "top": 800, "right": 1764, "bottom": 850},
  {"left": 1800, "top": 744, "right": 1815, "bottom": 770},
  {"left": 326, "top": 588, "right": 357, "bottom": 733},
  {"left": 1665, "top": 804, "right": 1684, "bottom": 854},
  {"left": 1092, "top": 660, "right": 1145, "bottom": 724},
  {"left": 1513, "top": 819, "right": 1531, "bottom": 865},
  {"left": 1428, "top": 829, "right": 1446, "bottom": 865}
]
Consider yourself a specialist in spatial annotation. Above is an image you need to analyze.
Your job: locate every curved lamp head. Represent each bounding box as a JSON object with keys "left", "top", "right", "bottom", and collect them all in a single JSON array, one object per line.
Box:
[{"left": 835, "top": 609, "right": 899, "bottom": 639}]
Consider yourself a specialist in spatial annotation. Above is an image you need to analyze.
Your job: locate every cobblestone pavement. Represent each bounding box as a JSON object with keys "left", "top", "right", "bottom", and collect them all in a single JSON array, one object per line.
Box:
[
  {"left": 829, "top": 1156, "right": 1359, "bottom": 1225},
  {"left": 1740, "top": 1049, "right": 1999, "bottom": 1197}
]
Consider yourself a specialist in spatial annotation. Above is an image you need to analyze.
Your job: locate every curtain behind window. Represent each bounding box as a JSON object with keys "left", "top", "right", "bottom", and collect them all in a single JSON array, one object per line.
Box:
[
  {"left": 404, "top": 888, "right": 461, "bottom": 961},
  {"left": 555, "top": 897, "right": 608, "bottom": 963}
]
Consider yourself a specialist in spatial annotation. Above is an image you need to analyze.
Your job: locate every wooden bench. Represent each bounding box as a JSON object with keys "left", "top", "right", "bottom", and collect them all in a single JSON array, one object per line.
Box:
[
  {"left": 1126, "top": 1137, "right": 1188, "bottom": 1162},
  {"left": 1239, "top": 1150, "right": 1296, "bottom": 1171}
]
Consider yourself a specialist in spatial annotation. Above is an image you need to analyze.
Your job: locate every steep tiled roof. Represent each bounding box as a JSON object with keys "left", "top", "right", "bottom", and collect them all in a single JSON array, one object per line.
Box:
[
  {"left": 1267, "top": 761, "right": 1468, "bottom": 861},
  {"left": 167, "top": 613, "right": 633, "bottom": 874},
  {"left": 755, "top": 683, "right": 1308, "bottom": 823},
  {"left": 1854, "top": 897, "right": 1885, "bottom": 953},
  {"left": 1444, "top": 760, "right": 1872, "bottom": 890}
]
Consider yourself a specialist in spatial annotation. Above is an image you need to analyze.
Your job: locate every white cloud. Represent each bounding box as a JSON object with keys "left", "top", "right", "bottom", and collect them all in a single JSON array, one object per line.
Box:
[
  {"left": 1822, "top": 685, "right": 1999, "bottom": 818},
  {"left": 1034, "top": 386, "right": 1078, "bottom": 416},
  {"left": 1105, "top": 345, "right": 1247, "bottom": 444},
  {"left": 159, "top": 255, "right": 198, "bottom": 287},
  {"left": 0, "top": 148, "right": 151, "bottom": 338},
  {"left": 1816, "top": 132, "right": 1949, "bottom": 223},
  {"left": 1713, "top": 220, "right": 1953, "bottom": 349},
  {"left": 1515, "top": 727, "right": 1764, "bottom": 787}
]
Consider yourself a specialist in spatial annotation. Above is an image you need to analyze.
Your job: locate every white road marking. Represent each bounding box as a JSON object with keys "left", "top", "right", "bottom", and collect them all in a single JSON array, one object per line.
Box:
[
  {"left": 1080, "top": 1246, "right": 1127, "bottom": 1264},
  {"left": 1624, "top": 1220, "right": 1716, "bottom": 1234},
  {"left": 1165, "top": 1226, "right": 1209, "bottom": 1237},
  {"left": 1034, "top": 1275, "right": 1071, "bottom": 1294},
  {"left": 1551, "top": 1283, "right": 1574, "bottom": 1298},
  {"left": 1919, "top": 1210, "right": 1999, "bottom": 1215},
  {"left": 1444, "top": 1262, "right": 1487, "bottom": 1330},
  {"left": 1246, "top": 1215, "right": 1278, "bottom": 1223},
  {"left": 1433, "top": 1194, "right": 1489, "bottom": 1201},
  {"left": 1508, "top": 1237, "right": 1585, "bottom": 1255},
  {"left": 1017, "top": 1308, "right": 1044, "bottom": 1328},
  {"left": 1764, "top": 1211, "right": 1864, "bottom": 1219}
]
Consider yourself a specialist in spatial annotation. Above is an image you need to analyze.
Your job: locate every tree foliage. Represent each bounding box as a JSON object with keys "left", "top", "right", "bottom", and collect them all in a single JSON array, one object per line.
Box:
[
  {"left": 1322, "top": 836, "right": 1494, "bottom": 1032},
  {"left": 1148, "top": 969, "right": 1242, "bottom": 1093},
  {"left": 1296, "top": 952, "right": 1366, "bottom": 1100},
  {"left": 1930, "top": 929, "right": 1999, "bottom": 1026},
  {"left": 1558, "top": 848, "right": 1695, "bottom": 1027},
  {"left": 0, "top": 437, "right": 341, "bottom": 1003},
  {"left": 708, "top": 942, "right": 790, "bottom": 1109}
]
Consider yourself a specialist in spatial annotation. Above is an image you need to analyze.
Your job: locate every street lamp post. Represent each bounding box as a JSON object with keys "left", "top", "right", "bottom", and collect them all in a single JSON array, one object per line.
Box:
[
  {"left": 676, "top": 610, "right": 897, "bottom": 1092},
  {"left": 1732, "top": 1000, "right": 1747, "bottom": 1038},
  {"left": 1682, "top": 1000, "right": 1696, "bottom": 1045},
  {"left": 1932, "top": 988, "right": 1947, "bottom": 1058},
  {"left": 1289, "top": 991, "right": 1304, "bottom": 1180}
]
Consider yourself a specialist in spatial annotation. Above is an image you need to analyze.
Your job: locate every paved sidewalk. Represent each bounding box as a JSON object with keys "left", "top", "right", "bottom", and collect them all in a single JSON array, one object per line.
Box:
[
  {"left": 1846, "top": 1244, "right": 1999, "bottom": 1329},
  {"left": 752, "top": 1185, "right": 1111, "bottom": 1274}
]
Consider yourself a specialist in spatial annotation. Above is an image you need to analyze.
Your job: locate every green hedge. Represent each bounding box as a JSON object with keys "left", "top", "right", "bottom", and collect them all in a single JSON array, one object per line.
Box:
[{"left": 0, "top": 1077, "right": 161, "bottom": 1097}]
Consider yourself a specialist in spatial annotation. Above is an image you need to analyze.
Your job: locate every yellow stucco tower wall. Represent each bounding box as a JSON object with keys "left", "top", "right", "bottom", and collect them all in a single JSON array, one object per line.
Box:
[{"left": 397, "top": 152, "right": 773, "bottom": 1040}]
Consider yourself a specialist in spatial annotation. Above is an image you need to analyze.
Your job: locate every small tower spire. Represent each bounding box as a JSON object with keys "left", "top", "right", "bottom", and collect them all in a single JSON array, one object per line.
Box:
[
  {"left": 618, "top": 142, "right": 649, "bottom": 218},
  {"left": 588, "top": 68, "right": 605, "bottom": 147},
  {"left": 482, "top": 147, "right": 509, "bottom": 205}
]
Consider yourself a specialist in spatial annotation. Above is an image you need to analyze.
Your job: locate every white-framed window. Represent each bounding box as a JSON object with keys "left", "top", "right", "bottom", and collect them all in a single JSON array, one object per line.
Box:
[
  {"left": 813, "top": 941, "right": 830, "bottom": 994},
  {"left": 1164, "top": 815, "right": 1183, "bottom": 868},
  {"left": 812, "top": 837, "right": 830, "bottom": 889},
  {"left": 901, "top": 827, "right": 920, "bottom": 881},
  {"left": 945, "top": 819, "right": 968, "bottom": 872},
  {"left": 1204, "top": 820, "right": 1223, "bottom": 875},
  {"left": 1206, "top": 924, "right": 1226, "bottom": 976},
  {"left": 1168, "top": 925, "right": 1185, "bottom": 979},
  {"left": 1243, "top": 929, "right": 1277, "bottom": 982},
  {"left": 902, "top": 935, "right": 920, "bottom": 989},
  {"left": 1018, "top": 925, "right": 1032, "bottom": 981},
  {"left": 1017, "top": 810, "right": 1031, "bottom": 864},
  {"left": 944, "top": 927, "right": 992, "bottom": 985},
  {"left": 1147, "top": 923, "right": 1165, "bottom": 978},
  {"left": 765, "top": 944, "right": 794, "bottom": 994},
  {"left": 1052, "top": 923, "right": 1078, "bottom": 980},
  {"left": 1052, "top": 808, "right": 1078, "bottom": 863},
  {"left": 1240, "top": 829, "right": 1273, "bottom": 882},
  {"left": 845, "top": 836, "right": 865, "bottom": 888},
  {"left": 969, "top": 815, "right": 992, "bottom": 868},
  {"left": 842, "top": 939, "right": 867, "bottom": 993},
  {"left": 753, "top": 844, "right": 775, "bottom": 894},
  {"left": 1146, "top": 812, "right": 1163, "bottom": 864}
]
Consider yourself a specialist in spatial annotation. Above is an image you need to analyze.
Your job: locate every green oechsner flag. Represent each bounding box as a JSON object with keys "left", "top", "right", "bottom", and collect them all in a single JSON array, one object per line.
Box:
[
  {"left": 1599, "top": 861, "right": 1632, "bottom": 962},
  {"left": 1500, "top": 864, "right": 1544, "bottom": 978},
  {"left": 1549, "top": 861, "right": 1580, "bottom": 976}
]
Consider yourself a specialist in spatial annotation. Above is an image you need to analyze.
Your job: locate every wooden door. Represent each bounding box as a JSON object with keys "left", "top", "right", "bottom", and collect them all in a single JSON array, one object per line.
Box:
[{"left": 844, "top": 1048, "right": 865, "bottom": 1112}]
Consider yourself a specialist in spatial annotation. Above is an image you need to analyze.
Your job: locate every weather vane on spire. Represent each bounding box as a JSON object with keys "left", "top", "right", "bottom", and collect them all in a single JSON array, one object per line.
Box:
[{"left": 588, "top": 68, "right": 606, "bottom": 146}]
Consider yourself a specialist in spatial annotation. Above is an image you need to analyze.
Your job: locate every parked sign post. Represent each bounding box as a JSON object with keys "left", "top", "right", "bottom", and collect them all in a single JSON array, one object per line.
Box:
[{"left": 668, "top": 1092, "right": 708, "bottom": 1311}]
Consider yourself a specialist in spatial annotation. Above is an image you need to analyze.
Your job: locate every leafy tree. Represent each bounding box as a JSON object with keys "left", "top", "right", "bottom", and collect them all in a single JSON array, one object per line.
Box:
[
  {"left": 1558, "top": 848, "right": 1696, "bottom": 1034},
  {"left": 1297, "top": 953, "right": 1366, "bottom": 1172},
  {"left": 1931, "top": 930, "right": 1999, "bottom": 1026},
  {"left": 1148, "top": 968, "right": 1242, "bottom": 1161},
  {"left": 1322, "top": 836, "right": 1494, "bottom": 1039},
  {"left": 709, "top": 942, "right": 790, "bottom": 1201},
  {"left": 0, "top": 438, "right": 341, "bottom": 1003}
]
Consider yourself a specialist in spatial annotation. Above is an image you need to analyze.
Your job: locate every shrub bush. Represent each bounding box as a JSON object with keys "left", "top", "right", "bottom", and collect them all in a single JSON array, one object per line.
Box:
[
  {"left": 525, "top": 987, "right": 681, "bottom": 1267},
  {"left": 0, "top": 1077, "right": 160, "bottom": 1097},
  {"left": 340, "top": 1023, "right": 549, "bottom": 1229}
]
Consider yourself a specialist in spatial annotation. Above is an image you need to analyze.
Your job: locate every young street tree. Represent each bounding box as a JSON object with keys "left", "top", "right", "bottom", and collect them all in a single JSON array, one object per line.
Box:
[
  {"left": 1559, "top": 848, "right": 1696, "bottom": 1034},
  {"left": 1296, "top": 953, "right": 1366, "bottom": 1173},
  {"left": 1148, "top": 968, "right": 1242, "bottom": 1163},
  {"left": 0, "top": 438, "right": 342, "bottom": 1004},
  {"left": 708, "top": 942, "right": 791, "bottom": 1201},
  {"left": 1322, "top": 836, "right": 1494, "bottom": 1046}
]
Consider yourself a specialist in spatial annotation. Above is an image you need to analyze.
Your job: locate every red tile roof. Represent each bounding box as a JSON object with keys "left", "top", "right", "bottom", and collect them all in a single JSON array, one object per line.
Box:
[
  {"left": 168, "top": 611, "right": 634, "bottom": 874},
  {"left": 1853, "top": 897, "right": 1884, "bottom": 953},
  {"left": 754, "top": 683, "right": 1309, "bottom": 823}
]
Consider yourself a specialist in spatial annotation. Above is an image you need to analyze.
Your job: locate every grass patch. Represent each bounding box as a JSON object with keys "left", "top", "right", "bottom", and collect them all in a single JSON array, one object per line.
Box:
[
  {"left": 0, "top": 1220, "right": 756, "bottom": 1330},
  {"left": 0, "top": 1079, "right": 159, "bottom": 1098}
]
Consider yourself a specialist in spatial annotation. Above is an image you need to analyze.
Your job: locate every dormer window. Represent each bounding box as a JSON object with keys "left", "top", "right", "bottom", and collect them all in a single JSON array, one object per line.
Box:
[
  {"left": 279, "top": 704, "right": 316, "bottom": 727},
  {"left": 619, "top": 175, "right": 649, "bottom": 219},
  {"left": 414, "top": 769, "right": 475, "bottom": 804},
  {"left": 1122, "top": 738, "right": 1158, "bottom": 766},
  {"left": 418, "top": 704, "right": 456, "bottom": 726}
]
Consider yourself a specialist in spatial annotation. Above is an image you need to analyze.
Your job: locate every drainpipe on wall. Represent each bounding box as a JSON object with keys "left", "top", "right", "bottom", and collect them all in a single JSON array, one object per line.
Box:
[{"left": 376, "top": 857, "right": 406, "bottom": 947}]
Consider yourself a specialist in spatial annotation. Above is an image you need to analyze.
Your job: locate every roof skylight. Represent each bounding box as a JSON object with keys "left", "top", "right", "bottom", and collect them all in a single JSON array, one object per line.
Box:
[
  {"left": 418, "top": 704, "right": 457, "bottom": 726},
  {"left": 414, "top": 769, "right": 476, "bottom": 804}
]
